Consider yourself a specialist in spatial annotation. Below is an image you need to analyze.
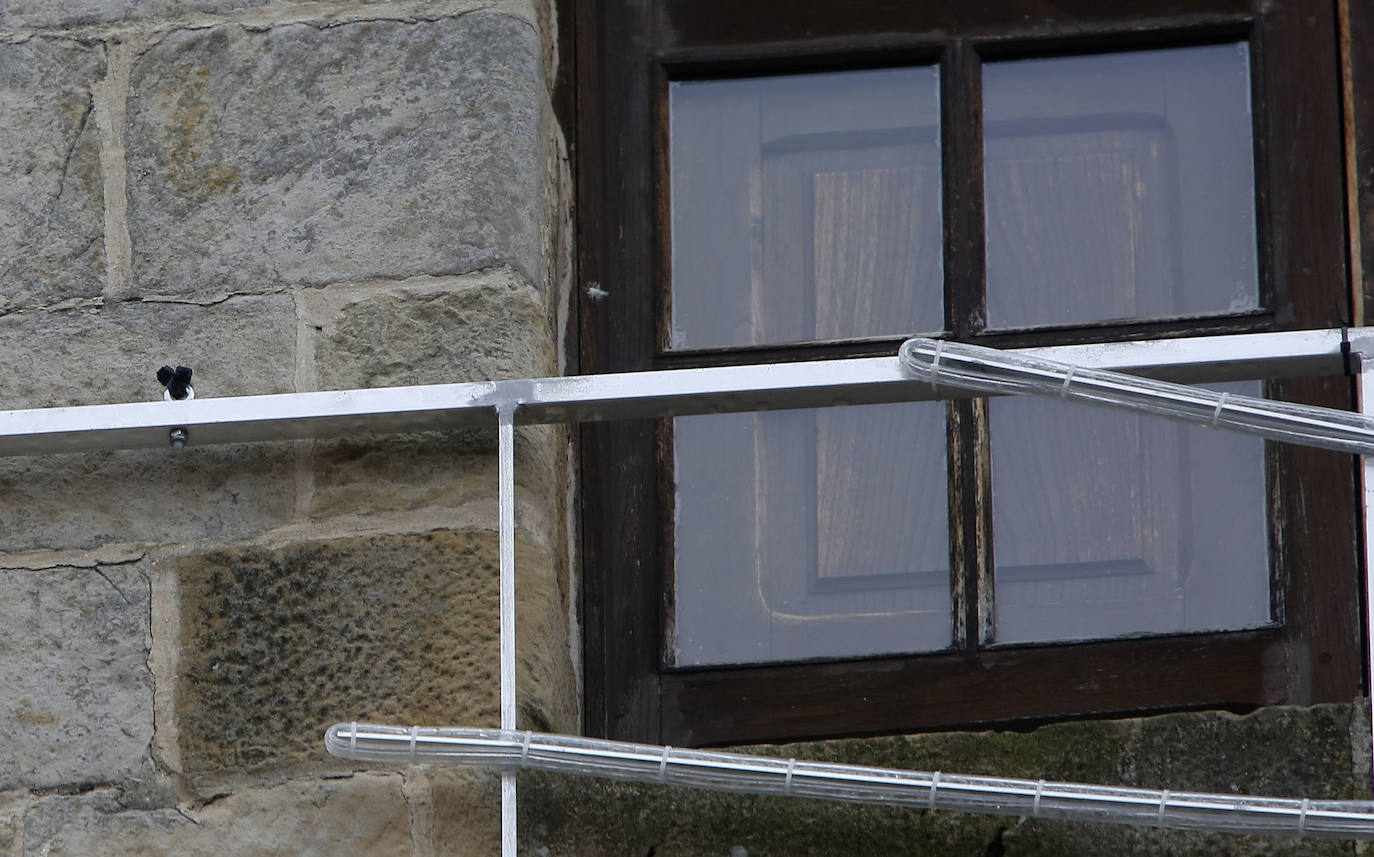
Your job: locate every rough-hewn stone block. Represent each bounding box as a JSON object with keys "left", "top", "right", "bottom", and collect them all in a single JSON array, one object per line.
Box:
[
  {"left": 0, "top": 444, "right": 294, "bottom": 551},
  {"left": 127, "top": 13, "right": 544, "bottom": 298},
  {"left": 0, "top": 39, "right": 105, "bottom": 310},
  {"left": 22, "top": 774, "right": 409, "bottom": 856},
  {"left": 176, "top": 529, "right": 574, "bottom": 774},
  {"left": 0, "top": 1, "right": 269, "bottom": 28},
  {"left": 430, "top": 767, "right": 501, "bottom": 855},
  {"left": 0, "top": 561, "right": 151, "bottom": 790},
  {"left": 0, "top": 806, "right": 14, "bottom": 855},
  {"left": 0, "top": 297, "right": 296, "bottom": 551},
  {"left": 0, "top": 296, "right": 294, "bottom": 408},
  {"left": 521, "top": 705, "right": 1362, "bottom": 857},
  {"left": 310, "top": 271, "right": 554, "bottom": 394},
  {"left": 306, "top": 271, "right": 563, "bottom": 537},
  {"left": 1127, "top": 704, "right": 1357, "bottom": 796}
]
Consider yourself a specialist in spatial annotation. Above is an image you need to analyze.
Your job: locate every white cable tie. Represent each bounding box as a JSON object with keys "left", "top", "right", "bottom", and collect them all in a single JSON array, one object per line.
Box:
[
  {"left": 1211, "top": 392, "right": 1231, "bottom": 428},
  {"left": 1060, "top": 367, "right": 1075, "bottom": 399},
  {"left": 784, "top": 758, "right": 796, "bottom": 796},
  {"left": 408, "top": 725, "right": 419, "bottom": 763},
  {"left": 929, "top": 341, "right": 945, "bottom": 392},
  {"left": 659, "top": 745, "right": 672, "bottom": 783},
  {"left": 1157, "top": 790, "right": 1169, "bottom": 828},
  {"left": 1032, "top": 779, "right": 1045, "bottom": 818},
  {"left": 928, "top": 771, "right": 942, "bottom": 811},
  {"left": 349, "top": 721, "right": 357, "bottom": 756},
  {"left": 520, "top": 730, "right": 533, "bottom": 767},
  {"left": 1299, "top": 798, "right": 1311, "bottom": 836}
]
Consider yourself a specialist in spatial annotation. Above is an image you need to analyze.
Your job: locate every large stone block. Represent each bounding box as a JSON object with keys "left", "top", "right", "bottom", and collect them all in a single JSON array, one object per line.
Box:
[
  {"left": 0, "top": 297, "right": 296, "bottom": 551},
  {"left": 0, "top": 39, "right": 105, "bottom": 310},
  {"left": 0, "top": 804, "right": 14, "bottom": 855},
  {"left": 22, "top": 774, "right": 410, "bottom": 856},
  {"left": 0, "top": 560, "right": 152, "bottom": 790},
  {"left": 1128, "top": 704, "right": 1357, "bottom": 796},
  {"left": 0, "top": 296, "right": 294, "bottom": 408},
  {"left": 310, "top": 271, "right": 554, "bottom": 394},
  {"left": 176, "top": 529, "right": 575, "bottom": 775},
  {"left": 127, "top": 13, "right": 544, "bottom": 298},
  {"left": 521, "top": 705, "right": 1361, "bottom": 857},
  {"left": 0, "top": 0, "right": 540, "bottom": 28},
  {"left": 305, "top": 271, "right": 564, "bottom": 537},
  {"left": 0, "top": 444, "right": 294, "bottom": 551},
  {"left": 0, "top": 1, "right": 271, "bottom": 28},
  {"left": 429, "top": 767, "right": 500, "bottom": 855}
]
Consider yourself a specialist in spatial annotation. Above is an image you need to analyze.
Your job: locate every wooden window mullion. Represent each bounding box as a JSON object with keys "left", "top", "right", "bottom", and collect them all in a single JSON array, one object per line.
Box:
[{"left": 942, "top": 42, "right": 994, "bottom": 651}]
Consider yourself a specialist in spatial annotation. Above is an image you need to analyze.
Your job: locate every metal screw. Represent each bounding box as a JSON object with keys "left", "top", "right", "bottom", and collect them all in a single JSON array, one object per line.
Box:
[{"left": 169, "top": 428, "right": 188, "bottom": 449}]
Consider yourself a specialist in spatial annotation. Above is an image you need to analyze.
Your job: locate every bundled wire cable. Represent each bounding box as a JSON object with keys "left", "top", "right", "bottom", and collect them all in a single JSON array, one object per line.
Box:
[
  {"left": 326, "top": 723, "right": 1374, "bottom": 839},
  {"left": 897, "top": 337, "right": 1374, "bottom": 456}
]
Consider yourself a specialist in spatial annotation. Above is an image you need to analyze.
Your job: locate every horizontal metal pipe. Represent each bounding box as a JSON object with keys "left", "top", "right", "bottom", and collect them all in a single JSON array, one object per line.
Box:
[
  {"left": 324, "top": 724, "right": 1374, "bottom": 839},
  {"left": 0, "top": 328, "right": 1353, "bottom": 456}
]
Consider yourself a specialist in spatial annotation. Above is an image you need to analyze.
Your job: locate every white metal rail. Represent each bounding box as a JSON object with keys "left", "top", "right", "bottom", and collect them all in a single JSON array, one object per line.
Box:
[
  {"left": 0, "top": 327, "right": 1371, "bottom": 851},
  {"left": 0, "top": 328, "right": 1349, "bottom": 455}
]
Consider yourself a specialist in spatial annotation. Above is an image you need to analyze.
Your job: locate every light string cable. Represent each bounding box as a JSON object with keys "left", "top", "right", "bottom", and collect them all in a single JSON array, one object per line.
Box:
[
  {"left": 898, "top": 337, "right": 1374, "bottom": 456},
  {"left": 325, "top": 724, "right": 1374, "bottom": 840}
]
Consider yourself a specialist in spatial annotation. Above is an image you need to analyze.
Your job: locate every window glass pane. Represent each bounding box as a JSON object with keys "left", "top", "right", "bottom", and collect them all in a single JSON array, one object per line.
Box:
[
  {"left": 669, "top": 66, "right": 943, "bottom": 349},
  {"left": 983, "top": 43, "right": 1258, "bottom": 329},
  {"left": 673, "top": 402, "right": 951, "bottom": 666},
  {"left": 990, "top": 381, "right": 1269, "bottom": 644}
]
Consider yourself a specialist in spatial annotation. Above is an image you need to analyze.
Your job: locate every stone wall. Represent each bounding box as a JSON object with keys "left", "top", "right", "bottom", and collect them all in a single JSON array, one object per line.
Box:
[{"left": 0, "top": 1, "right": 574, "bottom": 853}]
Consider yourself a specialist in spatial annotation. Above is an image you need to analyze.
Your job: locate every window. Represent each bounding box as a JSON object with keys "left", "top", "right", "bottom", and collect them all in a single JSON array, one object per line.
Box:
[{"left": 576, "top": 1, "right": 1360, "bottom": 746}]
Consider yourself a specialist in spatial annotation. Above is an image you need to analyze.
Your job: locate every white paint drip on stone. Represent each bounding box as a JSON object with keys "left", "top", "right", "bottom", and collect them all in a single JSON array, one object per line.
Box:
[
  {"left": 92, "top": 39, "right": 136, "bottom": 301},
  {"left": 400, "top": 767, "right": 437, "bottom": 857},
  {"left": 292, "top": 286, "right": 318, "bottom": 522},
  {"left": 148, "top": 550, "right": 184, "bottom": 775}
]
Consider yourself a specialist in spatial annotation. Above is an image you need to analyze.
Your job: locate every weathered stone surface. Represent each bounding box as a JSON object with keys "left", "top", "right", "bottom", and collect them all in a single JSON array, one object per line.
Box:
[
  {"left": 1126, "top": 704, "right": 1356, "bottom": 796},
  {"left": 0, "top": 804, "right": 15, "bottom": 855},
  {"left": 0, "top": 444, "right": 294, "bottom": 551},
  {"left": 0, "top": 561, "right": 151, "bottom": 790},
  {"left": 522, "top": 705, "right": 1363, "bottom": 857},
  {"left": 0, "top": 297, "right": 295, "bottom": 551},
  {"left": 0, "top": 295, "right": 294, "bottom": 408},
  {"left": 310, "top": 272, "right": 553, "bottom": 393},
  {"left": 306, "top": 271, "right": 563, "bottom": 534},
  {"left": 429, "top": 767, "right": 500, "bottom": 856},
  {"left": 176, "top": 529, "right": 575, "bottom": 775},
  {"left": 127, "top": 14, "right": 544, "bottom": 297},
  {"left": 0, "top": 0, "right": 544, "bottom": 28},
  {"left": 0, "top": 38, "right": 105, "bottom": 310},
  {"left": 22, "top": 774, "right": 409, "bottom": 856},
  {"left": 515, "top": 532, "right": 575, "bottom": 734},
  {"left": 0, "top": 0, "right": 270, "bottom": 28}
]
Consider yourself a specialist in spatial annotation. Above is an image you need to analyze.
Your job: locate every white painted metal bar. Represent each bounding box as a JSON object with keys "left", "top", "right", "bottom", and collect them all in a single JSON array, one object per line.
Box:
[
  {"left": 1358, "top": 357, "right": 1374, "bottom": 796},
  {"left": 323, "top": 724, "right": 1374, "bottom": 839},
  {"left": 0, "top": 328, "right": 1352, "bottom": 456},
  {"left": 497, "top": 406, "right": 518, "bottom": 857},
  {"left": 0, "top": 381, "right": 500, "bottom": 456}
]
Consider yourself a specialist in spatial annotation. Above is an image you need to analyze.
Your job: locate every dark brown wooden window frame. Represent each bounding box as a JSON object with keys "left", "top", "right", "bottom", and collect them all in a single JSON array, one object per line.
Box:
[{"left": 574, "top": 0, "right": 1361, "bottom": 747}]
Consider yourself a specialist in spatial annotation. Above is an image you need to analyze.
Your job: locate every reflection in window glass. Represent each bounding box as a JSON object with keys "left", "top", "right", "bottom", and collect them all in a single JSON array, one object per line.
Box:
[
  {"left": 673, "top": 402, "right": 951, "bottom": 666},
  {"left": 990, "top": 382, "right": 1270, "bottom": 644},
  {"left": 669, "top": 66, "right": 943, "bottom": 349},
  {"left": 983, "top": 43, "right": 1258, "bottom": 329}
]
